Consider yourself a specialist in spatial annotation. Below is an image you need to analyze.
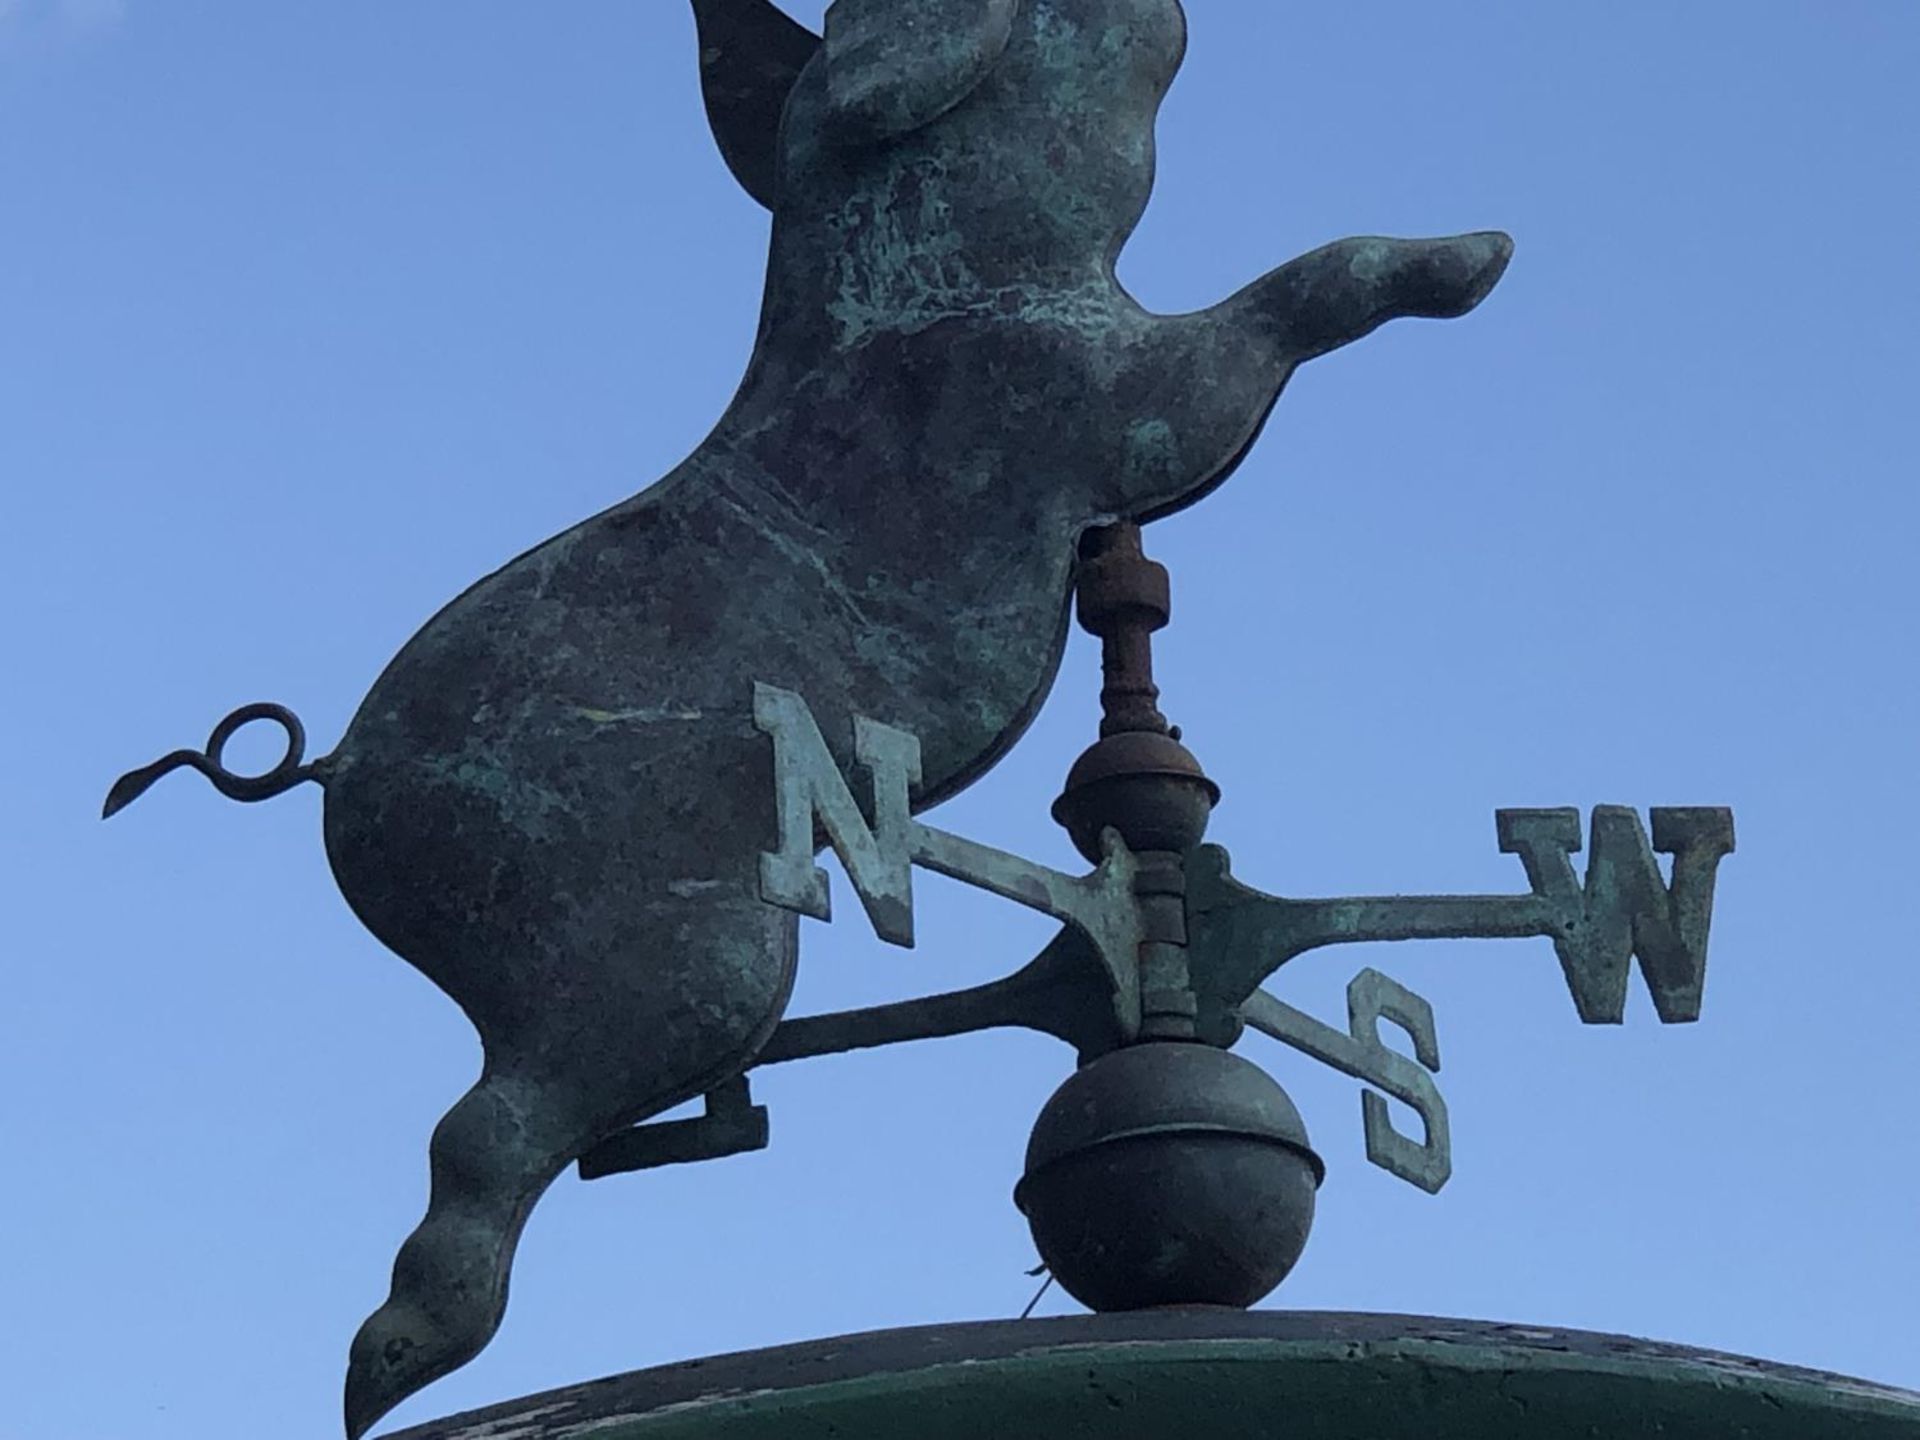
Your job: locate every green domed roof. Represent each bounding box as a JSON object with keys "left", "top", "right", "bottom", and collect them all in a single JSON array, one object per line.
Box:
[{"left": 391, "top": 1310, "right": 1920, "bottom": 1440}]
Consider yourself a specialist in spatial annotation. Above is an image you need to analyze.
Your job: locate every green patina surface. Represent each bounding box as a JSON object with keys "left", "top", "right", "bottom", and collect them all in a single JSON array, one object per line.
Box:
[
  {"left": 394, "top": 1314, "right": 1920, "bottom": 1440},
  {"left": 112, "top": 1, "right": 1519, "bottom": 1432}
]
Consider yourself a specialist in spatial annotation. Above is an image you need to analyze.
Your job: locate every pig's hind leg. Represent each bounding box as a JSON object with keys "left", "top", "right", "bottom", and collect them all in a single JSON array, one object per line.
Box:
[{"left": 342, "top": 896, "right": 798, "bottom": 1438}]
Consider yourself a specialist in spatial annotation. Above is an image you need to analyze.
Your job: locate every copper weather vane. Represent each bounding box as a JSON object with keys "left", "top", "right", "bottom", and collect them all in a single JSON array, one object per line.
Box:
[{"left": 105, "top": 2, "right": 1730, "bottom": 1435}]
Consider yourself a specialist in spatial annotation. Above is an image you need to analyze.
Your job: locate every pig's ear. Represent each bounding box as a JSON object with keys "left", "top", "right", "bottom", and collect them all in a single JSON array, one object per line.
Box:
[
  {"left": 691, "top": 0, "right": 822, "bottom": 210},
  {"left": 825, "top": 0, "right": 1017, "bottom": 140}
]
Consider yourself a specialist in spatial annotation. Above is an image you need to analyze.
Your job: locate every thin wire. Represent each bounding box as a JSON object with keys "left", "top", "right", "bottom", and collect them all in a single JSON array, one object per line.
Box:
[{"left": 1019, "top": 1271, "right": 1055, "bottom": 1320}]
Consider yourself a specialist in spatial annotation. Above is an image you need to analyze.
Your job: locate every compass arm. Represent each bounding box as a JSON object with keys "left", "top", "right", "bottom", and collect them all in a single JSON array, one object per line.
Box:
[
  {"left": 1284, "top": 892, "right": 1558, "bottom": 952},
  {"left": 1186, "top": 845, "right": 1556, "bottom": 1018},
  {"left": 752, "top": 927, "right": 1125, "bottom": 1067},
  {"left": 909, "top": 822, "right": 1143, "bottom": 1035},
  {"left": 583, "top": 928, "right": 1126, "bottom": 1183},
  {"left": 753, "top": 683, "right": 1145, "bottom": 1038},
  {"left": 1241, "top": 974, "right": 1450, "bottom": 1193}
]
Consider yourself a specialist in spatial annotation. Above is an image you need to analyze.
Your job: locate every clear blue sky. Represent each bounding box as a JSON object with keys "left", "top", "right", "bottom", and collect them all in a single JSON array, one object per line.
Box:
[{"left": 4, "top": 2, "right": 1917, "bottom": 1436}]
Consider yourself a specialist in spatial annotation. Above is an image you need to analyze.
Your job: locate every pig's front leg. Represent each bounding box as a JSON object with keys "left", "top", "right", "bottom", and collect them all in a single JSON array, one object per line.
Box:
[
  {"left": 1108, "top": 231, "right": 1513, "bottom": 519},
  {"left": 1240, "top": 230, "right": 1513, "bottom": 361}
]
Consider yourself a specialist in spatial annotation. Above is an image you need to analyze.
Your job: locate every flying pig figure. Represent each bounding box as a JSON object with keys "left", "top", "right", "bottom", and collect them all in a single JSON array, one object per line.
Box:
[{"left": 106, "top": 0, "right": 1511, "bottom": 1432}]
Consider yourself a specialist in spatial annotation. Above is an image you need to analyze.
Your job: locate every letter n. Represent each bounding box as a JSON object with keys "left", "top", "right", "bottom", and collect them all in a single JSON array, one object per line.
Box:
[{"left": 753, "top": 682, "right": 922, "bottom": 947}]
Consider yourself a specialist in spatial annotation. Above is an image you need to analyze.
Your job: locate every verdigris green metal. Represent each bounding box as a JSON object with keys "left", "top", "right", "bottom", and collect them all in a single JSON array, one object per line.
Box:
[
  {"left": 383, "top": 1312, "right": 1920, "bottom": 1440},
  {"left": 103, "top": 0, "right": 1517, "bottom": 1431},
  {"left": 736, "top": 649, "right": 1731, "bottom": 1202},
  {"left": 1016, "top": 1043, "right": 1324, "bottom": 1309}
]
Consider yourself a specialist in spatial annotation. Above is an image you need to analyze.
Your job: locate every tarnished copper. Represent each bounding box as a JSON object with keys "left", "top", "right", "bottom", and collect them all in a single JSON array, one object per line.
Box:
[
  {"left": 93, "top": 6, "right": 1764, "bottom": 1436},
  {"left": 1053, "top": 522, "right": 1219, "bottom": 865},
  {"left": 1016, "top": 1041, "right": 1322, "bottom": 1311}
]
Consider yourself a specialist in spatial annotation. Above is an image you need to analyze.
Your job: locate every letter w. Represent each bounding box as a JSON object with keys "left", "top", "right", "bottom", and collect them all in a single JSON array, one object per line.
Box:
[
  {"left": 1496, "top": 807, "right": 1736, "bottom": 1024},
  {"left": 754, "top": 682, "right": 922, "bottom": 947}
]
